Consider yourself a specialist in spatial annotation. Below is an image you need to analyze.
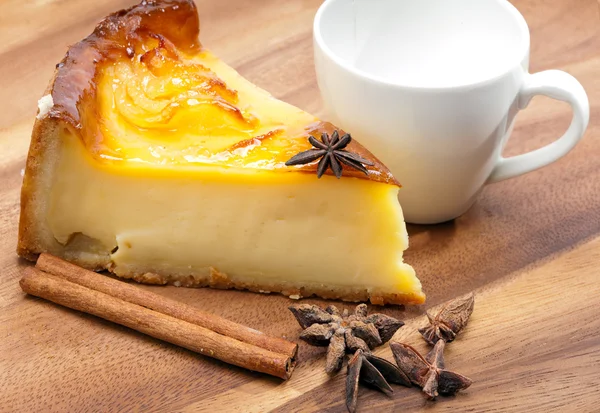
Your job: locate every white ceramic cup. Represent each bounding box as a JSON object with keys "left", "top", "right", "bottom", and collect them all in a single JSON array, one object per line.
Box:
[{"left": 313, "top": 0, "right": 589, "bottom": 224}]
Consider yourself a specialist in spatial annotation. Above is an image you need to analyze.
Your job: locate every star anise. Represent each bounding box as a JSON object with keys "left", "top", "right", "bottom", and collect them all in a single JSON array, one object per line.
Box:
[
  {"left": 289, "top": 303, "right": 404, "bottom": 373},
  {"left": 285, "top": 130, "right": 374, "bottom": 179},
  {"left": 389, "top": 340, "right": 472, "bottom": 399},
  {"left": 419, "top": 293, "right": 475, "bottom": 345},
  {"left": 346, "top": 349, "right": 411, "bottom": 413}
]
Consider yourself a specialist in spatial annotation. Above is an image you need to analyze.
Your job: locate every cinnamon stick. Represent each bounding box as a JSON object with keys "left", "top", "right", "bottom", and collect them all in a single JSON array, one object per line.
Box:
[
  {"left": 20, "top": 267, "right": 294, "bottom": 379},
  {"left": 36, "top": 253, "right": 297, "bottom": 359}
]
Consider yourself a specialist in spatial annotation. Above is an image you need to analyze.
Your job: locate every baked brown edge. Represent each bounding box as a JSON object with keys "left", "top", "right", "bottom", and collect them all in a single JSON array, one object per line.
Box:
[{"left": 18, "top": 70, "right": 60, "bottom": 261}]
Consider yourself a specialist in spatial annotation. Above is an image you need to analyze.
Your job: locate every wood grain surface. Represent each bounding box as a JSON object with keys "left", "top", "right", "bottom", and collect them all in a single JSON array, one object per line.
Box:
[{"left": 1, "top": 0, "right": 599, "bottom": 412}]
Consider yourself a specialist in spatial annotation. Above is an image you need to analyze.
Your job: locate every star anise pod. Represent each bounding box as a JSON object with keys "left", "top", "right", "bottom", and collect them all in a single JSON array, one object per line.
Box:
[
  {"left": 285, "top": 130, "right": 374, "bottom": 179},
  {"left": 346, "top": 349, "right": 411, "bottom": 413},
  {"left": 389, "top": 340, "right": 472, "bottom": 399},
  {"left": 419, "top": 293, "right": 475, "bottom": 345},
  {"left": 289, "top": 303, "right": 404, "bottom": 373}
]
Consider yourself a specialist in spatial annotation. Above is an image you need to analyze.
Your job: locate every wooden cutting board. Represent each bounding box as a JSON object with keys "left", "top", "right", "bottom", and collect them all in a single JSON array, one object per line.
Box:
[{"left": 1, "top": 0, "right": 599, "bottom": 411}]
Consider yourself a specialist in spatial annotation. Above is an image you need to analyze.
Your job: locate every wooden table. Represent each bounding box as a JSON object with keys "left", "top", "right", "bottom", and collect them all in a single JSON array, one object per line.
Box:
[{"left": 1, "top": 0, "right": 599, "bottom": 411}]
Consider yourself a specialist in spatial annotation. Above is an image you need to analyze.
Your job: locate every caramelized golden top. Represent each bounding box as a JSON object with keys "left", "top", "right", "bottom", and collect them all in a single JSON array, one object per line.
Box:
[
  {"left": 97, "top": 38, "right": 319, "bottom": 170},
  {"left": 44, "top": 0, "right": 398, "bottom": 184}
]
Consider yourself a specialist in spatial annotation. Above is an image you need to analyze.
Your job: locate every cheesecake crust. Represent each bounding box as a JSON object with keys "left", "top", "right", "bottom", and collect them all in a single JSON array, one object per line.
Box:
[{"left": 132, "top": 268, "right": 426, "bottom": 306}]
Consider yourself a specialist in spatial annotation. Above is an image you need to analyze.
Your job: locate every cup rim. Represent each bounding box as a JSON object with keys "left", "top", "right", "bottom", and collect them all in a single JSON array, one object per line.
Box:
[{"left": 313, "top": 0, "right": 531, "bottom": 90}]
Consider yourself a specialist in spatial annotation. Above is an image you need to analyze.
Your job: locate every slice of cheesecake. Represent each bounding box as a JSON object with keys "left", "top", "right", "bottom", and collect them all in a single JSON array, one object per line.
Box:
[{"left": 17, "top": 0, "right": 425, "bottom": 305}]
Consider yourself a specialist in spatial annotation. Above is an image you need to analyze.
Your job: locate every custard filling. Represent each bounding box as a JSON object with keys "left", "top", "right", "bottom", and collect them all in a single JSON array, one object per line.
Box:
[{"left": 46, "top": 132, "right": 421, "bottom": 296}]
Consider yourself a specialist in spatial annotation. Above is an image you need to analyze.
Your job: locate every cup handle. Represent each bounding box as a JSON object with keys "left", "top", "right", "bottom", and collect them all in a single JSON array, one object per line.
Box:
[{"left": 487, "top": 70, "right": 589, "bottom": 183}]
